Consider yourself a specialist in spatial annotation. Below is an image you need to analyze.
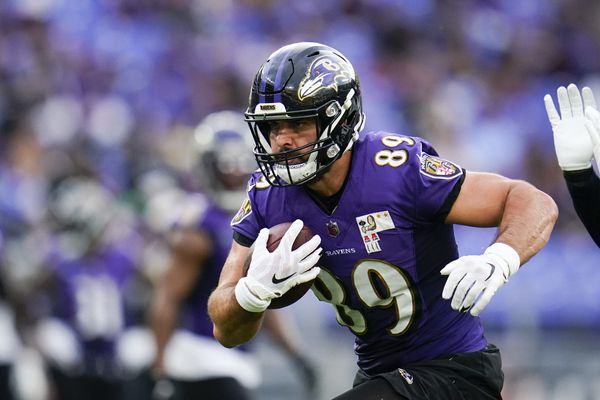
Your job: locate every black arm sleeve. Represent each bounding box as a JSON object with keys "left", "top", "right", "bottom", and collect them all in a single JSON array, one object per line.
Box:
[
  {"left": 233, "top": 231, "right": 254, "bottom": 247},
  {"left": 564, "top": 168, "right": 600, "bottom": 247}
]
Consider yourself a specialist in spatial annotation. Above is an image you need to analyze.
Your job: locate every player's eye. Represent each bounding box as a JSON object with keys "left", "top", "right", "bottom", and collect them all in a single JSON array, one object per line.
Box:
[
  {"left": 266, "top": 121, "right": 283, "bottom": 133},
  {"left": 291, "top": 118, "right": 314, "bottom": 131},
  {"left": 291, "top": 120, "right": 306, "bottom": 129}
]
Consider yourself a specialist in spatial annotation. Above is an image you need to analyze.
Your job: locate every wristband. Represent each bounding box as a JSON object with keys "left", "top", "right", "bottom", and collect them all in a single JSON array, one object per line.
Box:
[
  {"left": 234, "top": 278, "right": 271, "bottom": 313},
  {"left": 484, "top": 242, "right": 521, "bottom": 278}
]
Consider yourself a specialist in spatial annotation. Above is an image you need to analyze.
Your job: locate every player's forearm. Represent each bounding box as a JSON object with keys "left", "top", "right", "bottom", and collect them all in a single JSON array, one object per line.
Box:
[
  {"left": 495, "top": 181, "right": 558, "bottom": 264},
  {"left": 149, "top": 294, "right": 180, "bottom": 371},
  {"left": 208, "top": 283, "right": 264, "bottom": 347}
]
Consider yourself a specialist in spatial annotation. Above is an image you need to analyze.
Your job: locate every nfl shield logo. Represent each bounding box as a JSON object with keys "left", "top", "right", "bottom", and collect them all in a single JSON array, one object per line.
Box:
[{"left": 326, "top": 221, "right": 340, "bottom": 237}]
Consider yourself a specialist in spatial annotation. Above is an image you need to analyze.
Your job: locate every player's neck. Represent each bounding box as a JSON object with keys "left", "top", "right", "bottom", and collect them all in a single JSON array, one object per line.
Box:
[{"left": 306, "top": 151, "right": 352, "bottom": 197}]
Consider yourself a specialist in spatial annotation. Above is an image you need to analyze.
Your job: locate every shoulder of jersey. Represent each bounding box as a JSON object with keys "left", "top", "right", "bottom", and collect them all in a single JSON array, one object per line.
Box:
[
  {"left": 360, "top": 130, "right": 422, "bottom": 150},
  {"left": 358, "top": 130, "right": 425, "bottom": 162},
  {"left": 248, "top": 170, "right": 277, "bottom": 192}
]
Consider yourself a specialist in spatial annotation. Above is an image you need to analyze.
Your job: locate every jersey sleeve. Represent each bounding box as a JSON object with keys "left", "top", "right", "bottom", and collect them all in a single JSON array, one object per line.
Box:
[
  {"left": 230, "top": 173, "right": 264, "bottom": 245},
  {"left": 564, "top": 168, "right": 600, "bottom": 247},
  {"left": 410, "top": 139, "right": 465, "bottom": 224}
]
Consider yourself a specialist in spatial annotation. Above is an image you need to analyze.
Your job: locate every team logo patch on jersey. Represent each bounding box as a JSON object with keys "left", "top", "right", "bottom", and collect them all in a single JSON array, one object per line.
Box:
[
  {"left": 355, "top": 211, "right": 395, "bottom": 254},
  {"left": 298, "top": 55, "right": 355, "bottom": 100},
  {"left": 231, "top": 197, "right": 252, "bottom": 226},
  {"left": 326, "top": 220, "right": 340, "bottom": 237},
  {"left": 419, "top": 153, "right": 462, "bottom": 179}
]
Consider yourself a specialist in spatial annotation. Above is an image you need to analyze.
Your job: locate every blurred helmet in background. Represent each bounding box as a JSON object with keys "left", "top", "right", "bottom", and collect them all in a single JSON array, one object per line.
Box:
[
  {"left": 245, "top": 41, "right": 365, "bottom": 186},
  {"left": 194, "top": 110, "right": 257, "bottom": 213},
  {"left": 48, "top": 176, "right": 117, "bottom": 254},
  {"left": 137, "top": 169, "right": 186, "bottom": 235}
]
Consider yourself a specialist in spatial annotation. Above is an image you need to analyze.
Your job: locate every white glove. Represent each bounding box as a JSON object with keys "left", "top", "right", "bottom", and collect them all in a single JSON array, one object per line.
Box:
[
  {"left": 441, "top": 243, "right": 520, "bottom": 316},
  {"left": 544, "top": 83, "right": 597, "bottom": 171},
  {"left": 584, "top": 106, "right": 600, "bottom": 171},
  {"left": 235, "top": 220, "right": 322, "bottom": 313}
]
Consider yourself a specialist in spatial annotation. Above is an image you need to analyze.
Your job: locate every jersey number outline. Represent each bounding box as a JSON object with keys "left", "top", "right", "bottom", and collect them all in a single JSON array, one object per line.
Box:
[
  {"left": 374, "top": 135, "right": 415, "bottom": 168},
  {"left": 314, "top": 135, "right": 418, "bottom": 334},
  {"left": 312, "top": 259, "right": 417, "bottom": 336}
]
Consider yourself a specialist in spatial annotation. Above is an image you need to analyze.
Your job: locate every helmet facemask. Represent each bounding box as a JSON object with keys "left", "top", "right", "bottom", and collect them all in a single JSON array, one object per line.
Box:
[{"left": 247, "top": 89, "right": 364, "bottom": 186}]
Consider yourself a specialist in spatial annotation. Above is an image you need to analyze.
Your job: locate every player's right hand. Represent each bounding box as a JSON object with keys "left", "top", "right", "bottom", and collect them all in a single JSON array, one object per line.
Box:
[
  {"left": 235, "top": 220, "right": 322, "bottom": 313},
  {"left": 544, "top": 83, "right": 597, "bottom": 171}
]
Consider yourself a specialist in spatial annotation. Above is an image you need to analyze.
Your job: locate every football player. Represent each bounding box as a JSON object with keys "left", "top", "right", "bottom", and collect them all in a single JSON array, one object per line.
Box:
[
  {"left": 147, "top": 111, "right": 317, "bottom": 400},
  {"left": 544, "top": 84, "right": 600, "bottom": 247},
  {"left": 33, "top": 176, "right": 153, "bottom": 400},
  {"left": 208, "top": 42, "right": 558, "bottom": 399}
]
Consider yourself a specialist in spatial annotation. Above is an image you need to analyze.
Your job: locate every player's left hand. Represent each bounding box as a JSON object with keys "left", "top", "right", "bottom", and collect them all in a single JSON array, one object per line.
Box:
[
  {"left": 584, "top": 106, "right": 600, "bottom": 171},
  {"left": 440, "top": 243, "right": 520, "bottom": 316}
]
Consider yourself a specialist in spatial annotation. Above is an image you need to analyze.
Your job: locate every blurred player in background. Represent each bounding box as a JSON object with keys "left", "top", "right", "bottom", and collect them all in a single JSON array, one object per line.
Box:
[
  {"left": 544, "top": 84, "right": 600, "bottom": 247},
  {"left": 31, "top": 175, "right": 154, "bottom": 400},
  {"left": 208, "top": 42, "right": 558, "bottom": 399},
  {"left": 147, "top": 111, "right": 317, "bottom": 400}
]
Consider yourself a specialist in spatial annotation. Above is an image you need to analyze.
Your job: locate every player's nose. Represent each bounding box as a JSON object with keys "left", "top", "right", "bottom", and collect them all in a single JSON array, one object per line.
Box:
[{"left": 271, "top": 123, "right": 295, "bottom": 148}]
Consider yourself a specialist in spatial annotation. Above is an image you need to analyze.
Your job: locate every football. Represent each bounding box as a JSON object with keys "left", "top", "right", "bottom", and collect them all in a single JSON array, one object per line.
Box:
[{"left": 244, "top": 222, "right": 319, "bottom": 309}]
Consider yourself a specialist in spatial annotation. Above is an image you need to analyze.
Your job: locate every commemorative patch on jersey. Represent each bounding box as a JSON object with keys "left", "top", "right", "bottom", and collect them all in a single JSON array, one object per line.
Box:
[
  {"left": 231, "top": 196, "right": 252, "bottom": 226},
  {"left": 419, "top": 153, "right": 462, "bottom": 179},
  {"left": 355, "top": 211, "right": 395, "bottom": 254}
]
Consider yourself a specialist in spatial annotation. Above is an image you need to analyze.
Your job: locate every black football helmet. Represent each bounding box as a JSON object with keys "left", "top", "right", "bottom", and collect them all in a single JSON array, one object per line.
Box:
[{"left": 245, "top": 42, "right": 365, "bottom": 186}]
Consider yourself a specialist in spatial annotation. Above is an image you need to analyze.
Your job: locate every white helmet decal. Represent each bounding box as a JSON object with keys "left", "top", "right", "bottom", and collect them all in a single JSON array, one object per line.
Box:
[{"left": 298, "top": 55, "right": 355, "bottom": 100}]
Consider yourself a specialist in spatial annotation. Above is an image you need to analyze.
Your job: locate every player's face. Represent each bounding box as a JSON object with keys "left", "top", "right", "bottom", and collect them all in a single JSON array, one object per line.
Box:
[{"left": 267, "top": 118, "right": 317, "bottom": 164}]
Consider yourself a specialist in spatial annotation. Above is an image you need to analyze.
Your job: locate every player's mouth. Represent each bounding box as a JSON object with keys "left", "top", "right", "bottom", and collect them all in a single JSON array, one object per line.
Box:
[{"left": 273, "top": 151, "right": 309, "bottom": 166}]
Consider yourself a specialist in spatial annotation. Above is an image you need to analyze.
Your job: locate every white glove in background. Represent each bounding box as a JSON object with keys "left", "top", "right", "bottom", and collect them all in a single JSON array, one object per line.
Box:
[
  {"left": 235, "top": 219, "right": 322, "bottom": 313},
  {"left": 544, "top": 84, "right": 597, "bottom": 171},
  {"left": 441, "top": 243, "right": 520, "bottom": 317},
  {"left": 584, "top": 106, "right": 600, "bottom": 172}
]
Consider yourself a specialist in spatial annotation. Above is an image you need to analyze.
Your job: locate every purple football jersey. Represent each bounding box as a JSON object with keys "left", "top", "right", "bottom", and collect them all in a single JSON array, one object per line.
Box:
[
  {"left": 49, "top": 243, "right": 137, "bottom": 358},
  {"left": 231, "top": 131, "right": 487, "bottom": 375}
]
